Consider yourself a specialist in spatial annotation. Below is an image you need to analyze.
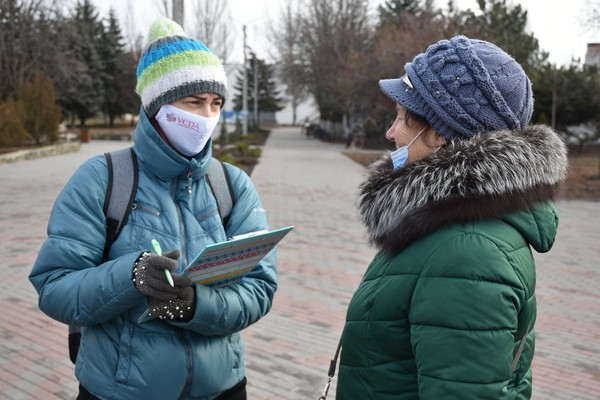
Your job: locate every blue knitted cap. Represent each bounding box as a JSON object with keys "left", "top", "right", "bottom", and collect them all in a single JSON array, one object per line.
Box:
[{"left": 379, "top": 36, "right": 533, "bottom": 141}]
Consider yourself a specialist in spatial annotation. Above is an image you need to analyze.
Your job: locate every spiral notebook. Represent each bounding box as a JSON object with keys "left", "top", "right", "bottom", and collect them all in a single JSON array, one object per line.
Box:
[
  {"left": 137, "top": 226, "right": 294, "bottom": 323},
  {"left": 184, "top": 225, "right": 294, "bottom": 286}
]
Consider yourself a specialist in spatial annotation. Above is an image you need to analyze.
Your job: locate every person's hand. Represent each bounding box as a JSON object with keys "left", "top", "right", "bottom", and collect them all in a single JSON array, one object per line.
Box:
[
  {"left": 132, "top": 250, "right": 192, "bottom": 300},
  {"left": 147, "top": 286, "right": 196, "bottom": 320}
]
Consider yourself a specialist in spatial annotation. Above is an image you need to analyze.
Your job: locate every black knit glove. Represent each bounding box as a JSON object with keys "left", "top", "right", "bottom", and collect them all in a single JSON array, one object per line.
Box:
[
  {"left": 132, "top": 250, "right": 192, "bottom": 301},
  {"left": 147, "top": 285, "right": 196, "bottom": 320}
]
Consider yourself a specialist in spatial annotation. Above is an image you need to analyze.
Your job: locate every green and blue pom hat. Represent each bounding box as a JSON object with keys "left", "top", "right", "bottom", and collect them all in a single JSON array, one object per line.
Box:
[{"left": 136, "top": 18, "right": 228, "bottom": 116}]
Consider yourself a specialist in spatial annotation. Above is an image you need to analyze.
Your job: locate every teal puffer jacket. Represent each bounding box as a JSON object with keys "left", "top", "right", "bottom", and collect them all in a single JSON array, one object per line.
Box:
[
  {"left": 29, "top": 109, "right": 277, "bottom": 400},
  {"left": 337, "top": 126, "right": 568, "bottom": 400}
]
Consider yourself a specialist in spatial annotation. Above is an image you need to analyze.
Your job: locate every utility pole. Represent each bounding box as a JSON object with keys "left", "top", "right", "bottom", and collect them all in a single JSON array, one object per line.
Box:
[
  {"left": 253, "top": 54, "right": 259, "bottom": 130},
  {"left": 551, "top": 64, "right": 557, "bottom": 129},
  {"left": 242, "top": 25, "right": 248, "bottom": 136},
  {"left": 173, "top": 0, "right": 184, "bottom": 29}
]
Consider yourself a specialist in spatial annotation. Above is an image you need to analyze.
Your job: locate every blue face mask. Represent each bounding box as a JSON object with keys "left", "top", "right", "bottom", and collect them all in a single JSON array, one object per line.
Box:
[{"left": 390, "top": 127, "right": 425, "bottom": 170}]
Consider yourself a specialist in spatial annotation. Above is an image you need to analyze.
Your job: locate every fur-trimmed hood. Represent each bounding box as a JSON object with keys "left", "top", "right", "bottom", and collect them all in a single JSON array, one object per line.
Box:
[{"left": 358, "top": 124, "right": 569, "bottom": 253}]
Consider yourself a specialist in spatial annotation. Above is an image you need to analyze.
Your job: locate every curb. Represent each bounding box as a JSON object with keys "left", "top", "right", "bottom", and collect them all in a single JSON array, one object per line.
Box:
[{"left": 0, "top": 141, "right": 81, "bottom": 164}]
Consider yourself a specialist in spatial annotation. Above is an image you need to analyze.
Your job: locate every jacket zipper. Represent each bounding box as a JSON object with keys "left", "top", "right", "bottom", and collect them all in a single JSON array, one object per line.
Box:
[
  {"left": 172, "top": 174, "right": 193, "bottom": 400},
  {"left": 170, "top": 179, "right": 189, "bottom": 267},
  {"left": 131, "top": 202, "right": 160, "bottom": 216},
  {"left": 177, "top": 330, "right": 194, "bottom": 400}
]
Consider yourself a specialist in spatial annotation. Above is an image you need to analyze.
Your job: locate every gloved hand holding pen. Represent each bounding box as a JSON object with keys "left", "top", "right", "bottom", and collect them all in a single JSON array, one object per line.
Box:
[
  {"left": 132, "top": 250, "right": 192, "bottom": 301},
  {"left": 132, "top": 247, "right": 197, "bottom": 321}
]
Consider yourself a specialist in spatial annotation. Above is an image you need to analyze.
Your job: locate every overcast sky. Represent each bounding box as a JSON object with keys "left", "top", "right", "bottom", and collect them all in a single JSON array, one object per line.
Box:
[
  {"left": 93, "top": 0, "right": 600, "bottom": 66},
  {"left": 453, "top": 0, "right": 599, "bottom": 66}
]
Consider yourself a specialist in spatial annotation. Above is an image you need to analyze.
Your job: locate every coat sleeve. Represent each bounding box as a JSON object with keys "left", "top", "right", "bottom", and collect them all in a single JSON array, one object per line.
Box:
[
  {"left": 28, "top": 157, "right": 145, "bottom": 326},
  {"left": 171, "top": 163, "right": 278, "bottom": 335},
  {"left": 410, "top": 232, "right": 528, "bottom": 399}
]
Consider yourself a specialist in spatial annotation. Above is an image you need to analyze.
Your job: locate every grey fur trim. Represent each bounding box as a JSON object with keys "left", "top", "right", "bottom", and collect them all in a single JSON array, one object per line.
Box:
[{"left": 358, "top": 124, "right": 569, "bottom": 252}]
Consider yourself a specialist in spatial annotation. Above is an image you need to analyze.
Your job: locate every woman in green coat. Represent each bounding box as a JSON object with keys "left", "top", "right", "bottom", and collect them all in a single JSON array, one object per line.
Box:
[{"left": 336, "top": 36, "right": 568, "bottom": 399}]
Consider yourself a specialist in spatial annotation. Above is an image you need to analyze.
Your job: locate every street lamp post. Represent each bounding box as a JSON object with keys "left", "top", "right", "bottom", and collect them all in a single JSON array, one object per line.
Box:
[
  {"left": 233, "top": 17, "right": 262, "bottom": 137},
  {"left": 242, "top": 25, "right": 248, "bottom": 136},
  {"left": 253, "top": 54, "right": 259, "bottom": 130},
  {"left": 172, "top": 0, "right": 184, "bottom": 29}
]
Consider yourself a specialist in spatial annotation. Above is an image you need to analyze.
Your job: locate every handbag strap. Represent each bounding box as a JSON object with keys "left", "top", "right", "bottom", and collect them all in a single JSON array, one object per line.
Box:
[
  {"left": 318, "top": 338, "right": 342, "bottom": 400},
  {"left": 512, "top": 321, "right": 532, "bottom": 373}
]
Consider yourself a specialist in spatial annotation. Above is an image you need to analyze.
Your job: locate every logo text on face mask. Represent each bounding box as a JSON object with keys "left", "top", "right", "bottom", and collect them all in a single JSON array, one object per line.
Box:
[
  {"left": 156, "top": 104, "right": 220, "bottom": 157},
  {"left": 166, "top": 113, "right": 200, "bottom": 132}
]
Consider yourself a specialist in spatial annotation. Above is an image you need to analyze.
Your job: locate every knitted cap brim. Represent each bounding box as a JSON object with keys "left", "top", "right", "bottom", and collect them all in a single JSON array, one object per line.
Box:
[
  {"left": 380, "top": 75, "right": 461, "bottom": 141},
  {"left": 379, "top": 78, "right": 423, "bottom": 116}
]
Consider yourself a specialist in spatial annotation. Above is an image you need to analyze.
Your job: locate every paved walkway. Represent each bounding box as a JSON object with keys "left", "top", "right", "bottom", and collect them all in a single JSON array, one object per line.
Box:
[{"left": 0, "top": 127, "right": 599, "bottom": 399}]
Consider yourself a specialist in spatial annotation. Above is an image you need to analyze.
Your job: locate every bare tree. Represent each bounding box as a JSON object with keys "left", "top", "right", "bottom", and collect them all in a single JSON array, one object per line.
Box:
[
  {"left": 153, "top": 0, "right": 172, "bottom": 19},
  {"left": 123, "top": 0, "right": 145, "bottom": 56},
  {"left": 187, "top": 0, "right": 233, "bottom": 62},
  {"left": 584, "top": 0, "right": 600, "bottom": 32},
  {"left": 295, "top": 0, "right": 375, "bottom": 122},
  {"left": 172, "top": 0, "right": 184, "bottom": 27},
  {"left": 0, "top": 0, "right": 47, "bottom": 97},
  {"left": 269, "top": 1, "right": 309, "bottom": 125},
  {"left": 150, "top": 0, "right": 232, "bottom": 62}
]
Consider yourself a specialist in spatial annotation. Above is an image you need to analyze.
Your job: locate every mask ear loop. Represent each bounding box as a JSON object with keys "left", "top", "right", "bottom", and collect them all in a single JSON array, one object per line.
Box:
[
  {"left": 407, "top": 126, "right": 426, "bottom": 147},
  {"left": 433, "top": 135, "right": 447, "bottom": 153}
]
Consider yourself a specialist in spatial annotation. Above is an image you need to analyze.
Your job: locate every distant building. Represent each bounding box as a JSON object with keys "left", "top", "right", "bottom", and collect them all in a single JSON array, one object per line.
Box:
[
  {"left": 585, "top": 43, "right": 600, "bottom": 65},
  {"left": 223, "top": 63, "right": 317, "bottom": 126}
]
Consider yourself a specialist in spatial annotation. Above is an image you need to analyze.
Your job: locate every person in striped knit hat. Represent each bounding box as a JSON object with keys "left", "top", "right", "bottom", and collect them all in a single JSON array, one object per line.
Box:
[
  {"left": 137, "top": 17, "right": 229, "bottom": 157},
  {"left": 30, "top": 18, "right": 277, "bottom": 400}
]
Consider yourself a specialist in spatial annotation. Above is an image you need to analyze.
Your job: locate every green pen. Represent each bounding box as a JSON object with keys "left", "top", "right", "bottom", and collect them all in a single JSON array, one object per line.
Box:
[{"left": 151, "top": 239, "right": 174, "bottom": 287}]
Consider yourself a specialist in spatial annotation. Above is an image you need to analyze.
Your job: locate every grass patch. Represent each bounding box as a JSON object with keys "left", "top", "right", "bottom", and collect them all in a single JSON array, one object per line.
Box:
[{"left": 213, "top": 129, "right": 270, "bottom": 176}]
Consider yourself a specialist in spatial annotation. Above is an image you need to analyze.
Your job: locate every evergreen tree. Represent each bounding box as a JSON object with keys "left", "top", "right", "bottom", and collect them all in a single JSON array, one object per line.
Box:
[
  {"left": 534, "top": 62, "right": 600, "bottom": 131},
  {"left": 233, "top": 53, "right": 283, "bottom": 128},
  {"left": 96, "top": 10, "right": 139, "bottom": 126},
  {"left": 63, "top": 0, "right": 105, "bottom": 126},
  {"left": 98, "top": 9, "right": 125, "bottom": 126},
  {"left": 378, "top": 0, "right": 435, "bottom": 23}
]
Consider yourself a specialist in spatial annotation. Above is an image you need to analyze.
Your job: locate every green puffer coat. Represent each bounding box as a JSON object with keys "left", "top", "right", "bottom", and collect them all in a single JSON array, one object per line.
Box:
[{"left": 337, "top": 125, "right": 568, "bottom": 400}]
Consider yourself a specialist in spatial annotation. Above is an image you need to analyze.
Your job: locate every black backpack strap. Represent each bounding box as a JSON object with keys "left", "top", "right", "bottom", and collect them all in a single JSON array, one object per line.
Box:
[
  {"left": 68, "top": 324, "right": 81, "bottom": 364},
  {"left": 206, "top": 157, "right": 235, "bottom": 227},
  {"left": 102, "top": 147, "right": 138, "bottom": 261}
]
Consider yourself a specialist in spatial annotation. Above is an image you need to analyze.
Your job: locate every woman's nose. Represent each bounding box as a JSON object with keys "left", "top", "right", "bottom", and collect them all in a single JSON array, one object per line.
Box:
[
  {"left": 198, "top": 104, "right": 212, "bottom": 117},
  {"left": 385, "top": 126, "right": 395, "bottom": 142}
]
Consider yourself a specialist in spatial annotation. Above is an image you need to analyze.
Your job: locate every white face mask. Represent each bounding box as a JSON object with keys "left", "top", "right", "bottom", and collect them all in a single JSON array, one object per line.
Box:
[{"left": 155, "top": 104, "right": 220, "bottom": 157}]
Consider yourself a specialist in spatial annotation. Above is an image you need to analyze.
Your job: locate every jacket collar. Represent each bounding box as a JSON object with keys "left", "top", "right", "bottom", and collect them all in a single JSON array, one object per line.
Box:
[
  {"left": 132, "top": 107, "right": 212, "bottom": 182},
  {"left": 358, "top": 125, "right": 568, "bottom": 253}
]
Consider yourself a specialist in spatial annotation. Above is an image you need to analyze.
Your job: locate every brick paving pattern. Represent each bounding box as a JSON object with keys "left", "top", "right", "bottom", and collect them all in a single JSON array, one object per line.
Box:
[{"left": 0, "top": 127, "right": 598, "bottom": 399}]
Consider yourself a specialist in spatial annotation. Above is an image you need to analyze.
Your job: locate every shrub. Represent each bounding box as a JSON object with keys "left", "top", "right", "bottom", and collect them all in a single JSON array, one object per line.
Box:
[
  {"left": 0, "top": 97, "right": 28, "bottom": 147},
  {"left": 17, "top": 71, "right": 62, "bottom": 145}
]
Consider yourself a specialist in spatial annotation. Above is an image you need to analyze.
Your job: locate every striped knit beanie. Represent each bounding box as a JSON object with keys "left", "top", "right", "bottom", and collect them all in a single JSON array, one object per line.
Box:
[
  {"left": 379, "top": 36, "right": 533, "bottom": 141},
  {"left": 136, "top": 18, "right": 228, "bottom": 117}
]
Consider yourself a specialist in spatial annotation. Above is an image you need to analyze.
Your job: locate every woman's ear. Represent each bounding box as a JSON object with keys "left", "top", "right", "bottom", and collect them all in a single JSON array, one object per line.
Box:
[
  {"left": 424, "top": 129, "right": 446, "bottom": 148},
  {"left": 434, "top": 132, "right": 446, "bottom": 147}
]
